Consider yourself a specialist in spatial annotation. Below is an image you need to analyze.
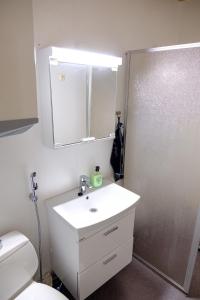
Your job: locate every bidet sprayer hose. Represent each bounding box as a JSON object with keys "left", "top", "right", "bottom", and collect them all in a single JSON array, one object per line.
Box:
[{"left": 29, "top": 172, "right": 43, "bottom": 283}]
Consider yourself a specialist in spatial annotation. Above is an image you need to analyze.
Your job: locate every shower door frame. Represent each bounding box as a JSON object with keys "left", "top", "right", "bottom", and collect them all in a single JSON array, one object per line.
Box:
[{"left": 124, "top": 42, "right": 200, "bottom": 294}]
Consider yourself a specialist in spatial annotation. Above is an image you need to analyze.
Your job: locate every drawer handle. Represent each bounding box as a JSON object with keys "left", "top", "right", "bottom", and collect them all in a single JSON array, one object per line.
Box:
[
  {"left": 104, "top": 226, "right": 119, "bottom": 236},
  {"left": 103, "top": 254, "right": 117, "bottom": 265}
]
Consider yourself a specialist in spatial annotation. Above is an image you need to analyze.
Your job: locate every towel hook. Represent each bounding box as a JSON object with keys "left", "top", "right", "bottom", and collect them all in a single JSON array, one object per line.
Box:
[{"left": 116, "top": 111, "right": 121, "bottom": 122}]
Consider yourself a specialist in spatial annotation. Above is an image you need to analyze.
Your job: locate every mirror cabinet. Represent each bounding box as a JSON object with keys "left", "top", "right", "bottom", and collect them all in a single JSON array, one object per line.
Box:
[{"left": 37, "top": 47, "right": 122, "bottom": 147}]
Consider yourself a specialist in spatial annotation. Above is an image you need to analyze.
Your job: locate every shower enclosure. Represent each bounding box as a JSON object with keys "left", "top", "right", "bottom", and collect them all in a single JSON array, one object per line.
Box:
[{"left": 124, "top": 44, "right": 200, "bottom": 293}]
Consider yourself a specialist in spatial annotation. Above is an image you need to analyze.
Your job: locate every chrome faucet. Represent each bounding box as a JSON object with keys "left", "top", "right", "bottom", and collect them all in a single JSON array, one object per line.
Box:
[{"left": 78, "top": 175, "right": 92, "bottom": 196}]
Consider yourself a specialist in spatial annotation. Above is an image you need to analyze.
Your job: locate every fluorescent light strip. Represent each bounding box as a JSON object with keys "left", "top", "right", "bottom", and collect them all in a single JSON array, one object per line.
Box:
[
  {"left": 51, "top": 47, "right": 122, "bottom": 68},
  {"left": 129, "top": 42, "right": 200, "bottom": 55}
]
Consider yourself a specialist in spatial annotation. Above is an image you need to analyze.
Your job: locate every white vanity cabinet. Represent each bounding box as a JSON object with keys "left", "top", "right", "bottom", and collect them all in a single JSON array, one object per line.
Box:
[
  {"left": 47, "top": 183, "right": 140, "bottom": 300},
  {"left": 0, "top": 0, "right": 38, "bottom": 137}
]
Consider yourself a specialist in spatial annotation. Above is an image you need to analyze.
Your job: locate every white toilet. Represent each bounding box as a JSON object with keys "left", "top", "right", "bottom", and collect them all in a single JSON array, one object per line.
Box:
[{"left": 0, "top": 231, "right": 68, "bottom": 300}]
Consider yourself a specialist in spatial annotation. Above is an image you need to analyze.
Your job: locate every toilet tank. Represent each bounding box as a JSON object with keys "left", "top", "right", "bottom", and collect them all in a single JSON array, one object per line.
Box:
[{"left": 0, "top": 231, "right": 38, "bottom": 300}]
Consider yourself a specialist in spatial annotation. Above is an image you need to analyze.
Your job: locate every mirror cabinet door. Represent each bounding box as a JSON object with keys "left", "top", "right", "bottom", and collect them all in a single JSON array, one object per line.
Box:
[
  {"left": 90, "top": 67, "right": 117, "bottom": 139},
  {"left": 50, "top": 62, "right": 88, "bottom": 145}
]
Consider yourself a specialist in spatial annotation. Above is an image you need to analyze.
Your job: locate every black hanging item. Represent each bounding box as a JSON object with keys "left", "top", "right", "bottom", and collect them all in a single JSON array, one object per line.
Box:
[{"left": 110, "top": 112, "right": 124, "bottom": 181}]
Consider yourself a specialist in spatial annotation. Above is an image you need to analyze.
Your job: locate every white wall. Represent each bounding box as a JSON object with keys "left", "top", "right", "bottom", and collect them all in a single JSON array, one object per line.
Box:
[
  {"left": 0, "top": 125, "right": 113, "bottom": 273},
  {"left": 1, "top": 0, "right": 200, "bottom": 275},
  {"left": 33, "top": 0, "right": 200, "bottom": 54}
]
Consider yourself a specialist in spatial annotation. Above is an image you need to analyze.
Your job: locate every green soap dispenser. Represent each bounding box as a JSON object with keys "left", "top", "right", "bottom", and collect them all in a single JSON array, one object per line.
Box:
[{"left": 91, "top": 166, "right": 103, "bottom": 188}]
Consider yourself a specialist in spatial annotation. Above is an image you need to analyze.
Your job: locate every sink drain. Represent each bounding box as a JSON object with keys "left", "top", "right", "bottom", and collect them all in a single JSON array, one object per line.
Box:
[{"left": 89, "top": 208, "right": 98, "bottom": 213}]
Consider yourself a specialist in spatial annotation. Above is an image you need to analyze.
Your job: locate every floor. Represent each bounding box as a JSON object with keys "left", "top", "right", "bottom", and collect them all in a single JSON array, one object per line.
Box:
[{"left": 53, "top": 256, "right": 200, "bottom": 300}]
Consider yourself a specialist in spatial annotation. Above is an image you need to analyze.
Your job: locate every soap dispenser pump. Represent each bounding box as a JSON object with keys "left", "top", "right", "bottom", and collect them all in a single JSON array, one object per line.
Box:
[{"left": 91, "top": 166, "right": 103, "bottom": 188}]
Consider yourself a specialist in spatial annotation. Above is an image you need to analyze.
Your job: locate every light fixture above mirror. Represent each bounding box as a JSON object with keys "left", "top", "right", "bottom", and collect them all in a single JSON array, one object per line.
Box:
[{"left": 49, "top": 47, "right": 122, "bottom": 70}]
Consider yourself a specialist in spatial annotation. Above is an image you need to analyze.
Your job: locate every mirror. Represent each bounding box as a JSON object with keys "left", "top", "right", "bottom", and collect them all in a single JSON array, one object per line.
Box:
[
  {"left": 38, "top": 47, "right": 122, "bottom": 147},
  {"left": 50, "top": 62, "right": 88, "bottom": 145},
  {"left": 90, "top": 67, "right": 117, "bottom": 139}
]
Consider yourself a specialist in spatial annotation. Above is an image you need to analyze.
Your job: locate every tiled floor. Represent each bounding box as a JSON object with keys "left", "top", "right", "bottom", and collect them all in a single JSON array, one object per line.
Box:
[{"left": 55, "top": 257, "right": 199, "bottom": 300}]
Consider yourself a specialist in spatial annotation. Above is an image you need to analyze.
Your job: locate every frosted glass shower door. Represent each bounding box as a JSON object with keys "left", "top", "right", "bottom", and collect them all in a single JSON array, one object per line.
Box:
[{"left": 125, "top": 47, "right": 200, "bottom": 289}]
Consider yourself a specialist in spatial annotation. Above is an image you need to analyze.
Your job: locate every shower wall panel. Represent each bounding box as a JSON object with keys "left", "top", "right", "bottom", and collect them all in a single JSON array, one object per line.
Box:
[{"left": 124, "top": 48, "right": 200, "bottom": 286}]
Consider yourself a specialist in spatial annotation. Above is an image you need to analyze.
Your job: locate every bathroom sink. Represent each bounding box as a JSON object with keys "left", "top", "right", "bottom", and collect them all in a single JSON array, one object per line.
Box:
[{"left": 52, "top": 183, "right": 140, "bottom": 230}]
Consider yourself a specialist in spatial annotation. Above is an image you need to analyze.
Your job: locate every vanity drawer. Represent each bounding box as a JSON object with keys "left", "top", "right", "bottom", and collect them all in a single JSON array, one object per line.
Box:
[
  {"left": 78, "top": 238, "right": 133, "bottom": 300},
  {"left": 79, "top": 212, "right": 135, "bottom": 272}
]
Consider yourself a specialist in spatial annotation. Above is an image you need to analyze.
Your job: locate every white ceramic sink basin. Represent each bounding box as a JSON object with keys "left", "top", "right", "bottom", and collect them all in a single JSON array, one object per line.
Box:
[{"left": 53, "top": 183, "right": 140, "bottom": 229}]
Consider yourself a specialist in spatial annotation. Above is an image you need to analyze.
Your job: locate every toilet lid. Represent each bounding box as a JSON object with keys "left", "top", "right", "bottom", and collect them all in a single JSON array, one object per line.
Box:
[{"left": 15, "top": 282, "right": 68, "bottom": 300}]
